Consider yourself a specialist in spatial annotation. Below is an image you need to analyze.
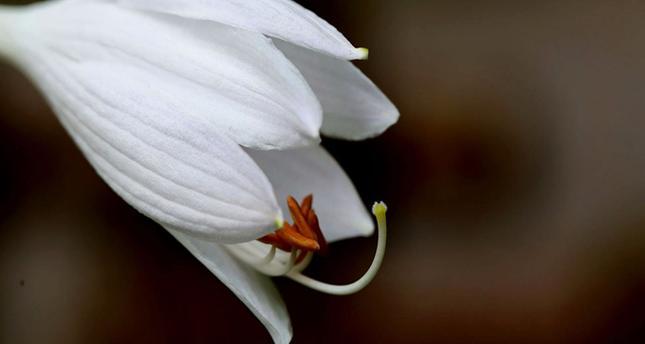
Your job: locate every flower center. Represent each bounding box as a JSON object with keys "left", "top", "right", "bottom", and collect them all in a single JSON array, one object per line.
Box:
[
  {"left": 258, "top": 195, "right": 327, "bottom": 261},
  {"left": 225, "top": 195, "right": 388, "bottom": 295}
]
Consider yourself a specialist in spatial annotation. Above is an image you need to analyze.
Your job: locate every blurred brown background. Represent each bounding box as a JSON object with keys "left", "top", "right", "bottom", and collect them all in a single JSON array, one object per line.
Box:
[{"left": 2, "top": 0, "right": 645, "bottom": 343}]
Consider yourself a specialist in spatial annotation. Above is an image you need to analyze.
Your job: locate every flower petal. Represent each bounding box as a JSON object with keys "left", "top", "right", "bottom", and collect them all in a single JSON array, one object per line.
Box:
[
  {"left": 169, "top": 229, "right": 292, "bottom": 344},
  {"left": 275, "top": 40, "right": 400, "bottom": 140},
  {"left": 17, "top": 1, "right": 322, "bottom": 150},
  {"left": 21, "top": 50, "right": 282, "bottom": 242},
  {"left": 116, "top": 0, "right": 367, "bottom": 60},
  {"left": 247, "top": 146, "right": 373, "bottom": 242}
]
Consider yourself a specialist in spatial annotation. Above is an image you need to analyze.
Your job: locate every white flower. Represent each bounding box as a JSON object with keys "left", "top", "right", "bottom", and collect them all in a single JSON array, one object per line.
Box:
[{"left": 0, "top": 0, "right": 398, "bottom": 342}]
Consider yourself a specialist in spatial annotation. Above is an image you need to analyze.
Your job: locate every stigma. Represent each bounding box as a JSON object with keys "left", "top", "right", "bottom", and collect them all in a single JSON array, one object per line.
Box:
[{"left": 225, "top": 195, "right": 388, "bottom": 296}]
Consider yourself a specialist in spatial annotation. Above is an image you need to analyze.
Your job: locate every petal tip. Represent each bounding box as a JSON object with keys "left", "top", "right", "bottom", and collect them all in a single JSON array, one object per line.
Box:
[
  {"left": 327, "top": 107, "right": 399, "bottom": 141},
  {"left": 299, "top": 126, "right": 322, "bottom": 147},
  {"left": 359, "top": 221, "right": 376, "bottom": 237},
  {"left": 369, "top": 106, "right": 401, "bottom": 138},
  {"left": 356, "top": 47, "right": 369, "bottom": 60},
  {"left": 357, "top": 209, "right": 377, "bottom": 238}
]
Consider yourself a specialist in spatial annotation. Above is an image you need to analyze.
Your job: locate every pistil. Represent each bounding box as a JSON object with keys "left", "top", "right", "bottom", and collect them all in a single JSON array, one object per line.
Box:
[
  {"left": 287, "top": 202, "right": 388, "bottom": 295},
  {"left": 226, "top": 195, "right": 388, "bottom": 295}
]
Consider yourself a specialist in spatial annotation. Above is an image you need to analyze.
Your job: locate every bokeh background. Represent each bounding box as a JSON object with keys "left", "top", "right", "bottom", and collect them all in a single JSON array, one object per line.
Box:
[{"left": 2, "top": 0, "right": 645, "bottom": 343}]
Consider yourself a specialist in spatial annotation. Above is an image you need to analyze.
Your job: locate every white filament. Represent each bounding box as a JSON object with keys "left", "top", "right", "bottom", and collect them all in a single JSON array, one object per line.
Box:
[
  {"left": 286, "top": 201, "right": 387, "bottom": 295},
  {"left": 226, "top": 241, "right": 308, "bottom": 276},
  {"left": 262, "top": 245, "right": 277, "bottom": 265}
]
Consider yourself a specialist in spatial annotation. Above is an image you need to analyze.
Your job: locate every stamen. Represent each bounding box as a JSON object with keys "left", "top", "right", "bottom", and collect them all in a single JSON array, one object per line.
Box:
[
  {"left": 295, "top": 250, "right": 308, "bottom": 264},
  {"left": 292, "top": 251, "right": 314, "bottom": 273},
  {"left": 258, "top": 233, "right": 292, "bottom": 252},
  {"left": 287, "top": 196, "right": 316, "bottom": 240},
  {"left": 232, "top": 196, "right": 386, "bottom": 294},
  {"left": 306, "top": 209, "right": 328, "bottom": 254},
  {"left": 286, "top": 202, "right": 388, "bottom": 296},
  {"left": 277, "top": 249, "right": 298, "bottom": 275},
  {"left": 276, "top": 223, "right": 320, "bottom": 251},
  {"left": 262, "top": 245, "right": 277, "bottom": 265},
  {"left": 300, "top": 194, "right": 313, "bottom": 217},
  {"left": 228, "top": 242, "right": 299, "bottom": 276}
]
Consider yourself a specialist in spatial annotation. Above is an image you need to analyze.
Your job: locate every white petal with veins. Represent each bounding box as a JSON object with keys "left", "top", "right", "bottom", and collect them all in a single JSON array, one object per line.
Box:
[
  {"left": 21, "top": 54, "right": 282, "bottom": 243},
  {"left": 247, "top": 145, "right": 374, "bottom": 242},
  {"left": 170, "top": 229, "right": 292, "bottom": 344},
  {"left": 16, "top": 0, "right": 322, "bottom": 150},
  {"left": 276, "top": 40, "right": 400, "bottom": 140},
  {"left": 0, "top": 1, "right": 396, "bottom": 341},
  {"left": 117, "top": 0, "right": 367, "bottom": 60}
]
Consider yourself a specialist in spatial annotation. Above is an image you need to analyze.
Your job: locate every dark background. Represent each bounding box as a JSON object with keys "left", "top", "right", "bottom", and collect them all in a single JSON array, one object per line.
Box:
[{"left": 2, "top": 0, "right": 645, "bottom": 343}]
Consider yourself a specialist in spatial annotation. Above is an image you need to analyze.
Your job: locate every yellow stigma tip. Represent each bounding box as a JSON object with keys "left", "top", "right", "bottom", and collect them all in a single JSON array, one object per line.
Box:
[{"left": 372, "top": 201, "right": 387, "bottom": 216}]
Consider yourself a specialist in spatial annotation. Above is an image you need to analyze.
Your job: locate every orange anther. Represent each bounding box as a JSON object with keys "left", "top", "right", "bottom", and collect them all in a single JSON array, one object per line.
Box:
[
  {"left": 307, "top": 209, "right": 328, "bottom": 254},
  {"left": 300, "top": 194, "right": 313, "bottom": 217},
  {"left": 277, "top": 223, "right": 320, "bottom": 251},
  {"left": 287, "top": 196, "right": 316, "bottom": 240},
  {"left": 258, "top": 194, "right": 328, "bottom": 255},
  {"left": 258, "top": 233, "right": 292, "bottom": 252}
]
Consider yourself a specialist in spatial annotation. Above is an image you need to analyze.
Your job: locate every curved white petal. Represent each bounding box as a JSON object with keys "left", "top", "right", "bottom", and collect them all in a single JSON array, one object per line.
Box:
[
  {"left": 19, "top": 47, "right": 283, "bottom": 242},
  {"left": 17, "top": 0, "right": 321, "bottom": 150},
  {"left": 247, "top": 146, "right": 373, "bottom": 242},
  {"left": 169, "top": 229, "right": 292, "bottom": 344},
  {"left": 276, "top": 40, "right": 400, "bottom": 140},
  {"left": 116, "top": 0, "right": 367, "bottom": 60}
]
